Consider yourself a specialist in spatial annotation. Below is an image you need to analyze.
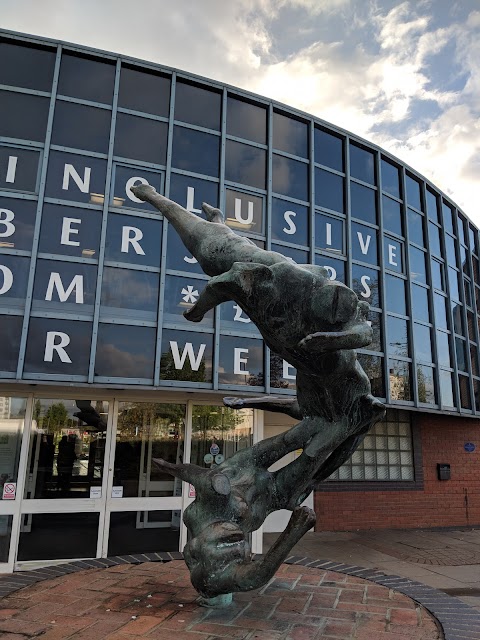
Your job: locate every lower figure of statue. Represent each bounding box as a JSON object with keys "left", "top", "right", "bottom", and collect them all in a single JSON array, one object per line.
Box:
[{"left": 131, "top": 184, "right": 385, "bottom": 603}]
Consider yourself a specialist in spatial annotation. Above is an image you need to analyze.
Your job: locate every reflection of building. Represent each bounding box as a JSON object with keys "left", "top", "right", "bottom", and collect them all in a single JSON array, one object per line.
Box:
[{"left": 0, "top": 30, "right": 480, "bottom": 570}]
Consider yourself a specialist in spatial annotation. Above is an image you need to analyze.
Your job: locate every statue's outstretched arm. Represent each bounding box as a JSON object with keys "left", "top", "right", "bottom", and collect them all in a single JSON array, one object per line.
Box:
[{"left": 223, "top": 395, "right": 302, "bottom": 420}]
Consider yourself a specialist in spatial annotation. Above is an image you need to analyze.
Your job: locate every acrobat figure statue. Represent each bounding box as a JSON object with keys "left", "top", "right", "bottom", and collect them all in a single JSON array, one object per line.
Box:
[{"left": 131, "top": 184, "right": 385, "bottom": 604}]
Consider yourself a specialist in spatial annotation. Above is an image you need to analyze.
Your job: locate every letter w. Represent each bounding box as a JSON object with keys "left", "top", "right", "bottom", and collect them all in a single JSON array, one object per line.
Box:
[{"left": 169, "top": 341, "right": 206, "bottom": 371}]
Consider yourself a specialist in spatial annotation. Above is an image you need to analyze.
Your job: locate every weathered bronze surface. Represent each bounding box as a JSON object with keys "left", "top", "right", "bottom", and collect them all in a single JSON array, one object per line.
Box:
[{"left": 131, "top": 184, "right": 385, "bottom": 603}]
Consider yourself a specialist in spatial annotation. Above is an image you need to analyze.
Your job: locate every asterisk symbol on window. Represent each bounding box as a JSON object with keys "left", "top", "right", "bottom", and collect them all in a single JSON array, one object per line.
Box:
[{"left": 181, "top": 285, "right": 199, "bottom": 304}]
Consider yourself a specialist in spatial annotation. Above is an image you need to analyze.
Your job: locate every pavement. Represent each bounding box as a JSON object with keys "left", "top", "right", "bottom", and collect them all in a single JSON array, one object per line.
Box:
[{"left": 264, "top": 526, "right": 480, "bottom": 611}]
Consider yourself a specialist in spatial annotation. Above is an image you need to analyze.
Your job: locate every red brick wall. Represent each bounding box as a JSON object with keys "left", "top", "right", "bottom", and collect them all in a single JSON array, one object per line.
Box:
[{"left": 314, "top": 413, "right": 480, "bottom": 531}]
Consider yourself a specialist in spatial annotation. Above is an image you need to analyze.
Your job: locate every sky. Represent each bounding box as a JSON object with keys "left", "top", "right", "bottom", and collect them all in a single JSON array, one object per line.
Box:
[{"left": 1, "top": 0, "right": 479, "bottom": 224}]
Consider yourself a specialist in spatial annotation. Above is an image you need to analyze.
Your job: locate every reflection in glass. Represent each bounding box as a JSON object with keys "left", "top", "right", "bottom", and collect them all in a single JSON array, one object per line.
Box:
[
  {"left": 272, "top": 112, "right": 308, "bottom": 157},
  {"left": 24, "top": 318, "right": 92, "bottom": 376},
  {"left": 471, "top": 345, "right": 478, "bottom": 377},
  {"left": 273, "top": 199, "right": 308, "bottom": 246},
  {"left": 32, "top": 259, "right": 97, "bottom": 315},
  {"left": 459, "top": 375, "right": 471, "bottom": 409},
  {"left": 272, "top": 155, "right": 308, "bottom": 201},
  {"left": 160, "top": 329, "right": 213, "bottom": 383},
  {"left": 169, "top": 173, "right": 218, "bottom": 212},
  {"left": 436, "top": 331, "right": 451, "bottom": 368},
  {"left": 445, "top": 235, "right": 457, "bottom": 268},
  {"left": 448, "top": 267, "right": 460, "bottom": 301},
  {"left": 163, "top": 275, "right": 213, "bottom": 327},
  {"left": 389, "top": 359, "right": 411, "bottom": 401},
  {"left": 95, "top": 324, "right": 155, "bottom": 380},
  {"left": 114, "top": 113, "right": 168, "bottom": 165},
  {"left": 100, "top": 267, "right": 159, "bottom": 322},
  {"left": 417, "top": 365, "right": 435, "bottom": 404},
  {"left": 0, "top": 41, "right": 55, "bottom": 91},
  {"left": 0, "top": 515, "right": 12, "bottom": 561},
  {"left": 428, "top": 222, "right": 441, "bottom": 257},
  {"left": 413, "top": 323, "right": 432, "bottom": 363},
  {"left": 270, "top": 352, "right": 296, "bottom": 389},
  {"left": 350, "top": 182, "right": 376, "bottom": 224},
  {"left": 114, "top": 402, "right": 185, "bottom": 498},
  {"left": 18, "top": 513, "right": 99, "bottom": 561},
  {"left": 406, "top": 175, "right": 422, "bottom": 210},
  {"left": 315, "top": 254, "right": 345, "bottom": 283},
  {"left": 457, "top": 216, "right": 466, "bottom": 246},
  {"left": 220, "top": 301, "right": 259, "bottom": 334},
  {"left": 108, "top": 512, "right": 180, "bottom": 555},
  {"left": 439, "top": 370, "right": 455, "bottom": 407},
  {"left": 350, "top": 144, "right": 375, "bottom": 184},
  {"left": 166, "top": 225, "right": 204, "bottom": 275},
  {"left": 442, "top": 202, "right": 454, "bottom": 234},
  {"left": 434, "top": 293, "right": 448, "bottom": 329},
  {"left": 224, "top": 189, "right": 263, "bottom": 234},
  {"left": 45, "top": 151, "right": 107, "bottom": 205},
  {"left": 218, "top": 335, "right": 263, "bottom": 386},
  {"left": 387, "top": 316, "right": 409, "bottom": 357},
  {"left": 426, "top": 190, "right": 439, "bottom": 223},
  {"left": 411, "top": 284, "right": 430, "bottom": 322},
  {"left": 39, "top": 204, "right": 102, "bottom": 258},
  {"left": 315, "top": 128, "right": 343, "bottom": 172},
  {"left": 105, "top": 213, "right": 162, "bottom": 268},
  {"left": 0, "top": 397, "right": 26, "bottom": 493},
  {"left": 24, "top": 398, "right": 108, "bottom": 499},
  {"left": 408, "top": 209, "right": 424, "bottom": 246},
  {"left": 383, "top": 195, "right": 403, "bottom": 236},
  {"left": 118, "top": 66, "right": 170, "bottom": 117},
  {"left": 352, "top": 222, "right": 377, "bottom": 265},
  {"left": 272, "top": 244, "right": 308, "bottom": 265},
  {"left": 352, "top": 264, "right": 380, "bottom": 309},
  {"left": 175, "top": 81, "right": 221, "bottom": 130},
  {"left": 51, "top": 101, "right": 111, "bottom": 154},
  {"left": 226, "top": 141, "right": 266, "bottom": 190},
  {"left": 0, "top": 254, "right": 29, "bottom": 310},
  {"left": 431, "top": 260, "right": 444, "bottom": 291},
  {"left": 0, "top": 315, "right": 22, "bottom": 372},
  {"left": 58, "top": 53, "right": 115, "bottom": 104},
  {"left": 455, "top": 337, "right": 467, "bottom": 372},
  {"left": 315, "top": 168, "right": 344, "bottom": 213},
  {"left": 0, "top": 146, "right": 40, "bottom": 194},
  {"left": 381, "top": 159, "right": 400, "bottom": 198},
  {"left": 0, "top": 91, "right": 49, "bottom": 142},
  {"left": 315, "top": 213, "right": 343, "bottom": 254},
  {"left": 357, "top": 354, "right": 385, "bottom": 398},
  {"left": 172, "top": 127, "right": 220, "bottom": 177},
  {"left": 227, "top": 97, "right": 266, "bottom": 144},
  {"left": 112, "top": 165, "right": 163, "bottom": 212},
  {"left": 409, "top": 246, "right": 426, "bottom": 283},
  {"left": 190, "top": 405, "right": 253, "bottom": 467},
  {"left": 367, "top": 311, "right": 382, "bottom": 353}
]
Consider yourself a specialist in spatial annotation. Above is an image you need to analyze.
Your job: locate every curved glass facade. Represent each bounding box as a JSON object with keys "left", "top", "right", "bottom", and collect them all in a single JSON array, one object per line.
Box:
[{"left": 1, "top": 31, "right": 479, "bottom": 416}]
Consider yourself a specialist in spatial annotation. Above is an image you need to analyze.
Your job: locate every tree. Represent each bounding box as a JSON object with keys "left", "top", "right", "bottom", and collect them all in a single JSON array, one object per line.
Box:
[{"left": 41, "top": 402, "right": 69, "bottom": 436}]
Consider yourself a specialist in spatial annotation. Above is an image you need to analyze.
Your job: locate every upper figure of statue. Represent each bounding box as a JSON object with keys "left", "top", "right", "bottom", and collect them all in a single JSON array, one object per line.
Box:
[{"left": 131, "top": 184, "right": 385, "bottom": 603}]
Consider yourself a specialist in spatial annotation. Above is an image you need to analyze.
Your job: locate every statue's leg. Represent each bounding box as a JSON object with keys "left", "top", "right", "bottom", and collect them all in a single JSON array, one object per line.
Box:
[{"left": 224, "top": 395, "right": 302, "bottom": 420}]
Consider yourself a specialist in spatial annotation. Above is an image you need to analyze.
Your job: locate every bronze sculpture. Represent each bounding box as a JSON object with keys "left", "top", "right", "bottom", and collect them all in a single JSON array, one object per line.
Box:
[{"left": 131, "top": 184, "right": 385, "bottom": 605}]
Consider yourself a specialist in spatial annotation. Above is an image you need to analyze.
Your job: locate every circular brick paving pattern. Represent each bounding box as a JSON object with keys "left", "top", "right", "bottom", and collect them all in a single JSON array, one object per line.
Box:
[{"left": 0, "top": 560, "right": 442, "bottom": 639}]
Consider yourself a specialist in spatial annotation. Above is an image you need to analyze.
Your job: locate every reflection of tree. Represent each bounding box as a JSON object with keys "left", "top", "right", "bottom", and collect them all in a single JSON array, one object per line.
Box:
[
  {"left": 41, "top": 402, "right": 69, "bottom": 435},
  {"left": 357, "top": 354, "right": 384, "bottom": 398},
  {"left": 118, "top": 402, "right": 185, "bottom": 439},
  {"left": 191, "top": 406, "right": 243, "bottom": 438},
  {"left": 160, "top": 350, "right": 207, "bottom": 382},
  {"left": 270, "top": 352, "right": 290, "bottom": 389},
  {"left": 33, "top": 399, "right": 41, "bottom": 425}
]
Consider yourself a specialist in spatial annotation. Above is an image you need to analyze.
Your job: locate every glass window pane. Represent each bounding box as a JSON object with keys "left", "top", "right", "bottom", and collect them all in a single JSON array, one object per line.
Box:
[
  {"left": 0, "top": 197, "right": 36, "bottom": 252},
  {"left": 273, "top": 199, "right": 308, "bottom": 246},
  {"left": 389, "top": 359, "right": 411, "bottom": 400},
  {"left": 114, "top": 401, "right": 185, "bottom": 499},
  {"left": 218, "top": 335, "right": 263, "bottom": 386},
  {"left": 414, "top": 323, "right": 432, "bottom": 362},
  {"left": 108, "top": 511, "right": 180, "bottom": 555},
  {"left": 459, "top": 375, "right": 471, "bottom": 409},
  {"left": 383, "top": 195, "right": 403, "bottom": 236},
  {"left": 387, "top": 316, "right": 409, "bottom": 357},
  {"left": 352, "top": 222, "right": 377, "bottom": 265},
  {"left": 352, "top": 265, "right": 380, "bottom": 308},
  {"left": 351, "top": 182, "right": 376, "bottom": 224},
  {"left": 434, "top": 293, "right": 448, "bottom": 329},
  {"left": 272, "top": 243, "right": 308, "bottom": 265},
  {"left": 24, "top": 318, "right": 92, "bottom": 376},
  {"left": 227, "top": 96, "right": 266, "bottom": 144},
  {"left": 118, "top": 66, "right": 170, "bottom": 117},
  {"left": 411, "top": 283, "right": 430, "bottom": 322},
  {"left": 39, "top": 204, "right": 102, "bottom": 258},
  {"left": 224, "top": 188, "right": 263, "bottom": 234},
  {"left": 0, "top": 146, "right": 40, "bottom": 194},
  {"left": 45, "top": 150, "right": 107, "bottom": 205},
  {"left": 445, "top": 235, "right": 458, "bottom": 268},
  {"left": 0, "top": 90, "right": 49, "bottom": 142},
  {"left": 0, "top": 255, "right": 29, "bottom": 310},
  {"left": 24, "top": 398, "right": 108, "bottom": 499},
  {"left": 100, "top": 267, "right": 159, "bottom": 322},
  {"left": 314, "top": 128, "right": 343, "bottom": 172},
  {"left": 368, "top": 310, "right": 382, "bottom": 352},
  {"left": 452, "top": 301, "right": 463, "bottom": 335},
  {"left": 350, "top": 144, "right": 375, "bottom": 184},
  {"left": 220, "top": 300, "right": 260, "bottom": 334},
  {"left": 448, "top": 267, "right": 460, "bottom": 300},
  {"left": 272, "top": 155, "right": 308, "bottom": 201},
  {"left": 436, "top": 331, "right": 451, "bottom": 368},
  {"left": 470, "top": 345, "right": 478, "bottom": 377},
  {"left": 381, "top": 159, "right": 400, "bottom": 198},
  {"left": 357, "top": 354, "right": 385, "bottom": 397},
  {"left": 439, "top": 370, "right": 455, "bottom": 406},
  {"left": 95, "top": 324, "right": 155, "bottom": 379},
  {"left": 32, "top": 259, "right": 97, "bottom": 315},
  {"left": 428, "top": 222, "right": 442, "bottom": 257},
  {"left": 426, "top": 190, "right": 439, "bottom": 223},
  {"left": 469, "top": 226, "right": 477, "bottom": 253},
  {"left": 409, "top": 246, "right": 426, "bottom": 283},
  {"left": 0, "top": 396, "right": 26, "bottom": 487},
  {"left": 270, "top": 352, "right": 296, "bottom": 389},
  {"left": 226, "top": 140, "right": 266, "bottom": 190},
  {"left": 315, "top": 168, "right": 344, "bottom": 213},
  {"left": 105, "top": 213, "right": 162, "bottom": 268},
  {"left": 172, "top": 127, "right": 219, "bottom": 177},
  {"left": 166, "top": 226, "right": 204, "bottom": 276},
  {"left": 58, "top": 53, "right": 115, "bottom": 104},
  {"left": 442, "top": 202, "right": 454, "bottom": 234},
  {"left": 160, "top": 329, "right": 213, "bottom": 383},
  {"left": 273, "top": 112, "right": 308, "bottom": 157},
  {"left": 457, "top": 216, "right": 466, "bottom": 246},
  {"left": 163, "top": 275, "right": 213, "bottom": 327},
  {"left": 0, "top": 41, "right": 55, "bottom": 91},
  {"left": 408, "top": 209, "right": 425, "bottom": 246},
  {"left": 175, "top": 81, "right": 221, "bottom": 130},
  {"left": 0, "top": 315, "right": 22, "bottom": 372},
  {"left": 51, "top": 101, "right": 111, "bottom": 153},
  {"left": 431, "top": 259, "right": 444, "bottom": 291},
  {"left": 455, "top": 337, "right": 467, "bottom": 372},
  {"left": 384, "top": 236, "right": 403, "bottom": 273},
  {"left": 405, "top": 175, "right": 422, "bottom": 210},
  {"left": 111, "top": 165, "right": 164, "bottom": 212},
  {"left": 314, "top": 254, "right": 345, "bottom": 283},
  {"left": 385, "top": 274, "right": 406, "bottom": 315},
  {"left": 315, "top": 213, "right": 343, "bottom": 255},
  {"left": 169, "top": 173, "right": 218, "bottom": 212},
  {"left": 115, "top": 113, "right": 168, "bottom": 165}
]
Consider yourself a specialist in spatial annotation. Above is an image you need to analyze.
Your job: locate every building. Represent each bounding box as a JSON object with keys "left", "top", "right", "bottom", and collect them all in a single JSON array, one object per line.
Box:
[{"left": 0, "top": 29, "right": 479, "bottom": 572}]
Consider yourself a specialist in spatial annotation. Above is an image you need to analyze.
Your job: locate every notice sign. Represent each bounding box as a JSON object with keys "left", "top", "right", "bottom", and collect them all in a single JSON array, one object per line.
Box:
[
  {"left": 188, "top": 484, "right": 196, "bottom": 498},
  {"left": 111, "top": 486, "right": 124, "bottom": 498},
  {"left": 89, "top": 486, "right": 102, "bottom": 499},
  {"left": 2, "top": 482, "right": 16, "bottom": 500}
]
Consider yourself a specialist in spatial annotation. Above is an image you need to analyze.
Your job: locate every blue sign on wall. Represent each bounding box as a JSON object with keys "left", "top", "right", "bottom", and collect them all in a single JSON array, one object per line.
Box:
[{"left": 464, "top": 442, "right": 476, "bottom": 453}]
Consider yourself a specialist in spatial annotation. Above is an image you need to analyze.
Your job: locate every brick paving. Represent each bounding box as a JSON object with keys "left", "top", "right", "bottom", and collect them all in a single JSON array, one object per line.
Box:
[{"left": 0, "top": 560, "right": 442, "bottom": 639}]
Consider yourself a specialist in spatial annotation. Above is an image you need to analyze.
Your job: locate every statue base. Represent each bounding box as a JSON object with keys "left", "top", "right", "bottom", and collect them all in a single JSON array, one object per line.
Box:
[{"left": 198, "top": 592, "right": 233, "bottom": 608}]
